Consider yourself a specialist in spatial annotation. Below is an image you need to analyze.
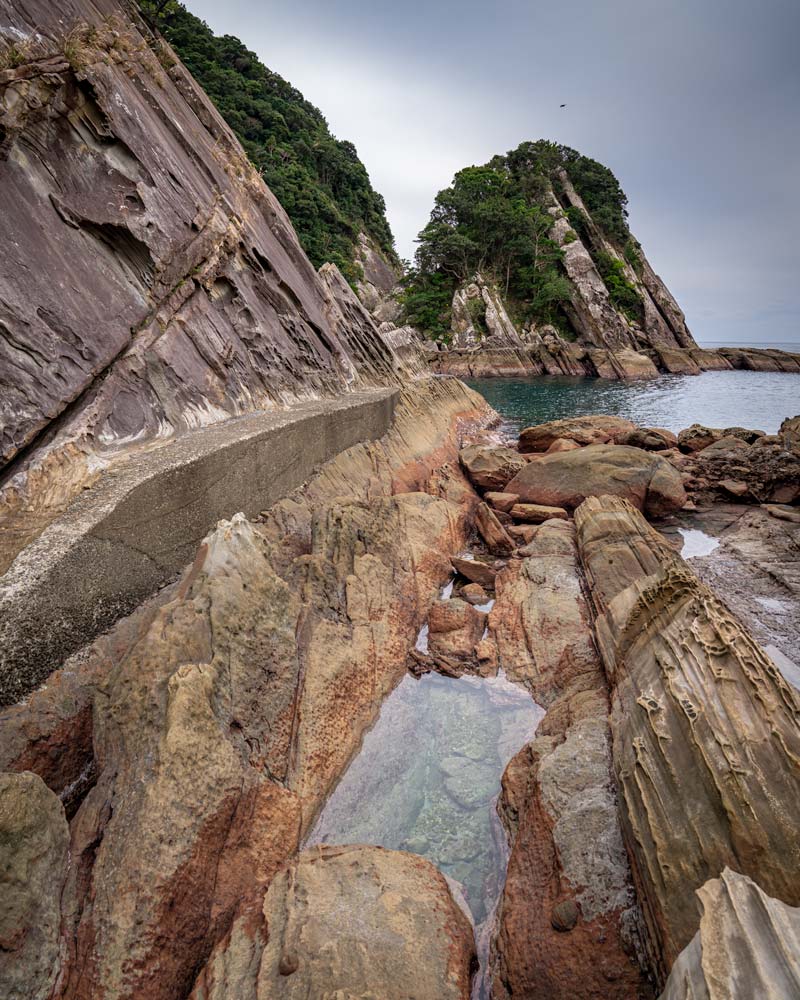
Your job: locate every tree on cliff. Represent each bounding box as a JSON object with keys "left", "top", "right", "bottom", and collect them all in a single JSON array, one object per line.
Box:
[
  {"left": 138, "top": 0, "right": 396, "bottom": 285},
  {"left": 401, "top": 140, "right": 633, "bottom": 341}
]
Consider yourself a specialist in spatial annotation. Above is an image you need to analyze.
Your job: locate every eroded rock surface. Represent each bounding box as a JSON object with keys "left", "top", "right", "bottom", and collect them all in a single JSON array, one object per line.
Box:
[
  {"left": 659, "top": 869, "right": 800, "bottom": 1000},
  {"left": 575, "top": 495, "right": 800, "bottom": 980},
  {"left": 191, "top": 845, "right": 476, "bottom": 999},
  {"left": 489, "top": 520, "right": 649, "bottom": 999},
  {"left": 0, "top": 771, "right": 69, "bottom": 1000}
]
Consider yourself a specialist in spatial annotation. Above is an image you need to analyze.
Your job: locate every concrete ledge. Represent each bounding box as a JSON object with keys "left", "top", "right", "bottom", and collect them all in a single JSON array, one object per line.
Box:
[{"left": 0, "top": 389, "right": 398, "bottom": 705}]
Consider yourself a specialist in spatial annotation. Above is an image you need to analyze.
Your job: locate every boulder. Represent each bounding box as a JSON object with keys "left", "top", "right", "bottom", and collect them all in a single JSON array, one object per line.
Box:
[
  {"left": 619, "top": 427, "right": 678, "bottom": 451},
  {"left": 779, "top": 414, "right": 800, "bottom": 453},
  {"left": 485, "top": 491, "right": 521, "bottom": 512},
  {"left": 659, "top": 869, "right": 800, "bottom": 1000},
  {"left": 545, "top": 437, "right": 582, "bottom": 454},
  {"left": 191, "top": 845, "right": 476, "bottom": 999},
  {"left": 459, "top": 444, "right": 527, "bottom": 490},
  {"left": 428, "top": 598, "right": 487, "bottom": 661},
  {"left": 476, "top": 502, "right": 516, "bottom": 555},
  {"left": 718, "top": 478, "right": 748, "bottom": 497},
  {"left": 510, "top": 503, "right": 569, "bottom": 524},
  {"left": 677, "top": 424, "right": 722, "bottom": 453},
  {"left": 519, "top": 415, "right": 636, "bottom": 453},
  {"left": 452, "top": 556, "right": 497, "bottom": 588},
  {"left": 506, "top": 444, "right": 686, "bottom": 517},
  {"left": 507, "top": 524, "right": 538, "bottom": 545},
  {"left": 699, "top": 435, "right": 750, "bottom": 455},
  {"left": 461, "top": 583, "right": 489, "bottom": 605},
  {"left": 0, "top": 772, "right": 69, "bottom": 1000}
]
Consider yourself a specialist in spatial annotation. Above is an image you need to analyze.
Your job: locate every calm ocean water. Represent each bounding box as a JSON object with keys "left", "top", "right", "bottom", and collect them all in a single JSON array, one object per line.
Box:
[{"left": 466, "top": 369, "right": 800, "bottom": 436}]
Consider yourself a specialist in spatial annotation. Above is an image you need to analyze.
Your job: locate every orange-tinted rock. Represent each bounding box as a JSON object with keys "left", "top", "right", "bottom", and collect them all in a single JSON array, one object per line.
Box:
[
  {"left": 452, "top": 555, "right": 497, "bottom": 587},
  {"left": 506, "top": 444, "right": 686, "bottom": 517},
  {"left": 485, "top": 491, "right": 521, "bottom": 512},
  {"left": 519, "top": 416, "right": 636, "bottom": 453},
  {"left": 510, "top": 502, "right": 569, "bottom": 523},
  {"left": 476, "top": 502, "right": 516, "bottom": 555},
  {"left": 459, "top": 444, "right": 527, "bottom": 491},
  {"left": 546, "top": 437, "right": 582, "bottom": 453}
]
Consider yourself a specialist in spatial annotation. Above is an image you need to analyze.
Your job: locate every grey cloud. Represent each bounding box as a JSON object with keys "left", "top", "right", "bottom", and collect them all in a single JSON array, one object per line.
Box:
[{"left": 189, "top": 0, "right": 800, "bottom": 345}]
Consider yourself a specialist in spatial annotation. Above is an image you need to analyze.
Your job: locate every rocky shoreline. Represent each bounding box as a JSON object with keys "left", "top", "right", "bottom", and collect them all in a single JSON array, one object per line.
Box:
[{"left": 1, "top": 1, "right": 799, "bottom": 997}]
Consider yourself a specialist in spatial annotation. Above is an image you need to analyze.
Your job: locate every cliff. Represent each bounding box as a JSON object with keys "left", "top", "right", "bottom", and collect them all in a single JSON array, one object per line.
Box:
[
  {"left": 400, "top": 141, "right": 800, "bottom": 378},
  {"left": 0, "top": 0, "right": 412, "bottom": 573}
]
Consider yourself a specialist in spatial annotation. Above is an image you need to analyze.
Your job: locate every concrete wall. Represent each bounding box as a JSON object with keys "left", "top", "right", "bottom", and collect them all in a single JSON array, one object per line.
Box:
[{"left": 0, "top": 390, "right": 397, "bottom": 705}]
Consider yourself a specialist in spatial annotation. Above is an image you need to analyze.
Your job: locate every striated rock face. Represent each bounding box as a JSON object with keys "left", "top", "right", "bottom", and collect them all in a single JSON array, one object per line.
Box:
[
  {"left": 489, "top": 520, "right": 649, "bottom": 999},
  {"left": 190, "top": 845, "right": 476, "bottom": 999},
  {"left": 450, "top": 275, "right": 523, "bottom": 349},
  {"left": 506, "top": 443, "right": 686, "bottom": 516},
  {"left": 0, "top": 377, "right": 489, "bottom": 1000},
  {"left": 0, "top": 772, "right": 69, "bottom": 1000},
  {"left": 0, "top": 0, "right": 407, "bottom": 561},
  {"left": 575, "top": 495, "right": 800, "bottom": 981},
  {"left": 354, "top": 230, "right": 402, "bottom": 323},
  {"left": 659, "top": 869, "right": 800, "bottom": 1000}
]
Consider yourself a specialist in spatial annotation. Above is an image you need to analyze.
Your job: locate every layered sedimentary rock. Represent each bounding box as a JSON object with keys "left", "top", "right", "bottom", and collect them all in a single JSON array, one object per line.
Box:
[
  {"left": 0, "top": 377, "right": 490, "bottom": 1000},
  {"left": 488, "top": 520, "right": 649, "bottom": 999},
  {"left": 659, "top": 869, "right": 800, "bottom": 1000},
  {"left": 190, "top": 845, "right": 476, "bottom": 999},
  {"left": 450, "top": 275, "right": 525, "bottom": 349},
  {"left": 575, "top": 495, "right": 800, "bottom": 981},
  {"left": 0, "top": 0, "right": 410, "bottom": 563}
]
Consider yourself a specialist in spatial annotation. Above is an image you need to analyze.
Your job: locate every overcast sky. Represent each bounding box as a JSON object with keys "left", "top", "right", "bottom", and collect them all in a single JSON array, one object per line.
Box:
[{"left": 188, "top": 0, "right": 799, "bottom": 346}]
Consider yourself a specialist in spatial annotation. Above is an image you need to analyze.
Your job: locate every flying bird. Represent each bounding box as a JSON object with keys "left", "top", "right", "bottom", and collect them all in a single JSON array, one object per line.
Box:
[{"left": 560, "top": 103, "right": 567, "bottom": 108}]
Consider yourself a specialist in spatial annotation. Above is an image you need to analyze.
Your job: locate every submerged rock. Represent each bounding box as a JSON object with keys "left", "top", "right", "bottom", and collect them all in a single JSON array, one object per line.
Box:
[
  {"left": 190, "top": 845, "right": 476, "bottom": 999},
  {"left": 506, "top": 443, "right": 686, "bottom": 516}
]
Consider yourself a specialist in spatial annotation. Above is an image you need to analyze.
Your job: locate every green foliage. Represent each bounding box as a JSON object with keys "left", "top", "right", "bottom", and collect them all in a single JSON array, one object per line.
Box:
[
  {"left": 401, "top": 139, "right": 636, "bottom": 341},
  {"left": 594, "top": 251, "right": 643, "bottom": 323},
  {"left": 397, "top": 270, "right": 453, "bottom": 341},
  {"left": 138, "top": 0, "right": 395, "bottom": 283},
  {"left": 623, "top": 238, "right": 643, "bottom": 275},
  {"left": 563, "top": 230, "right": 577, "bottom": 244}
]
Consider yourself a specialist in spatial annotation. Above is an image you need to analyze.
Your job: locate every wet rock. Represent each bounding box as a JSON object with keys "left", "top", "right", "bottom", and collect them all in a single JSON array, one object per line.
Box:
[
  {"left": 459, "top": 445, "right": 527, "bottom": 491},
  {"left": 476, "top": 502, "right": 516, "bottom": 555},
  {"left": 575, "top": 495, "right": 800, "bottom": 979},
  {"left": 519, "top": 415, "right": 635, "bottom": 453},
  {"left": 510, "top": 502, "right": 569, "bottom": 523},
  {"left": 190, "top": 845, "right": 476, "bottom": 999},
  {"left": 0, "top": 772, "right": 69, "bottom": 1000},
  {"left": 485, "top": 491, "right": 521, "bottom": 512},
  {"left": 452, "top": 556, "right": 497, "bottom": 588},
  {"left": 506, "top": 444, "right": 686, "bottom": 517},
  {"left": 659, "top": 869, "right": 800, "bottom": 1000}
]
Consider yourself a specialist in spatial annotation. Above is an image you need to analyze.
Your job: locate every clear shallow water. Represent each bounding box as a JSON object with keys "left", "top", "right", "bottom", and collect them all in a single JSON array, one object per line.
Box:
[
  {"left": 307, "top": 670, "right": 543, "bottom": 926},
  {"left": 679, "top": 528, "right": 720, "bottom": 558},
  {"left": 466, "top": 371, "right": 800, "bottom": 436}
]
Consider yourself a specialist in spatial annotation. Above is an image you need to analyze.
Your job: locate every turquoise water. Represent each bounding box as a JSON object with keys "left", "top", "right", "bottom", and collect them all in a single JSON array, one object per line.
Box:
[
  {"left": 466, "top": 371, "right": 800, "bottom": 436},
  {"left": 307, "top": 670, "right": 543, "bottom": 926}
]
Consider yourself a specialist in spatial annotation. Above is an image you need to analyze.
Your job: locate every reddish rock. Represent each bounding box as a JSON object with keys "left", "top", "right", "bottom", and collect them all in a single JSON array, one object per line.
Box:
[
  {"left": 485, "top": 491, "right": 521, "bottom": 513},
  {"left": 519, "top": 416, "right": 635, "bottom": 453},
  {"left": 452, "top": 556, "right": 497, "bottom": 587},
  {"left": 510, "top": 503, "right": 570, "bottom": 524},
  {"left": 428, "top": 598, "right": 487, "bottom": 661},
  {"left": 506, "top": 444, "right": 686, "bottom": 517},
  {"left": 507, "top": 524, "right": 538, "bottom": 545},
  {"left": 461, "top": 583, "right": 489, "bottom": 605},
  {"left": 459, "top": 444, "right": 527, "bottom": 490},
  {"left": 546, "top": 438, "right": 582, "bottom": 453},
  {"left": 476, "top": 502, "right": 516, "bottom": 555},
  {"left": 719, "top": 478, "right": 749, "bottom": 496}
]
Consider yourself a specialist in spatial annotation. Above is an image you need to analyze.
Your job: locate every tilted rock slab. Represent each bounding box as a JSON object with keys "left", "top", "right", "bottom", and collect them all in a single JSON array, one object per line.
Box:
[
  {"left": 190, "top": 845, "right": 476, "bottom": 999},
  {"left": 659, "top": 868, "right": 800, "bottom": 1000},
  {"left": 575, "top": 495, "right": 800, "bottom": 982}
]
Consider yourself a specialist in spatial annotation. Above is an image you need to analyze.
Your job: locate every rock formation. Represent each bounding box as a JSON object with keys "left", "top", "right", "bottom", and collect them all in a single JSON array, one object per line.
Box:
[
  {"left": 575, "top": 495, "right": 800, "bottom": 981},
  {"left": 190, "top": 845, "right": 476, "bottom": 999},
  {"left": 488, "top": 519, "right": 650, "bottom": 999},
  {"left": 659, "top": 869, "right": 800, "bottom": 1000}
]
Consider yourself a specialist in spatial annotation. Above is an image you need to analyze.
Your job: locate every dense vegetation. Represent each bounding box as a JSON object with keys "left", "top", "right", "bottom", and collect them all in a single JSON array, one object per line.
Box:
[
  {"left": 139, "top": 1, "right": 395, "bottom": 283},
  {"left": 401, "top": 140, "right": 640, "bottom": 342}
]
